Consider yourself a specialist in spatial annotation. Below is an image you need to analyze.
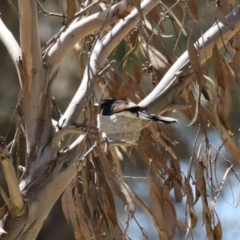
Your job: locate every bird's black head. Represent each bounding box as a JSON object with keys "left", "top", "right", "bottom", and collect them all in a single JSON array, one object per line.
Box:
[
  {"left": 98, "top": 99, "right": 141, "bottom": 116},
  {"left": 99, "top": 99, "right": 118, "bottom": 115}
]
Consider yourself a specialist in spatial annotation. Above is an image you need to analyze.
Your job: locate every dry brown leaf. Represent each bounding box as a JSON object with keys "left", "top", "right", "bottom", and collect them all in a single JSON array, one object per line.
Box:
[
  {"left": 80, "top": 169, "right": 98, "bottom": 227},
  {"left": 179, "top": 87, "right": 196, "bottom": 121},
  {"left": 219, "top": 90, "right": 232, "bottom": 131},
  {"left": 106, "top": 75, "right": 121, "bottom": 97},
  {"left": 148, "top": 178, "right": 169, "bottom": 240},
  {"left": 186, "top": 207, "right": 198, "bottom": 237},
  {"left": 209, "top": 165, "right": 232, "bottom": 218},
  {"left": 75, "top": 188, "right": 94, "bottom": 240},
  {"left": 218, "top": 59, "right": 232, "bottom": 130},
  {"left": 196, "top": 162, "right": 206, "bottom": 196},
  {"left": 104, "top": 179, "right": 119, "bottom": 224},
  {"left": 119, "top": 59, "right": 130, "bottom": 99},
  {"left": 136, "top": 139, "right": 164, "bottom": 177},
  {"left": 231, "top": 50, "right": 240, "bottom": 73},
  {"left": 163, "top": 2, "right": 187, "bottom": 36},
  {"left": 62, "top": 185, "right": 93, "bottom": 239},
  {"left": 88, "top": 180, "right": 98, "bottom": 213},
  {"left": 188, "top": 38, "right": 205, "bottom": 88},
  {"left": 172, "top": 179, "right": 182, "bottom": 202},
  {"left": 81, "top": 161, "right": 91, "bottom": 198},
  {"left": 138, "top": 130, "right": 175, "bottom": 177},
  {"left": 192, "top": 74, "right": 210, "bottom": 101},
  {"left": 209, "top": 2, "right": 229, "bottom": 25},
  {"left": 126, "top": 74, "right": 146, "bottom": 101},
  {"left": 148, "top": 124, "right": 177, "bottom": 159},
  {"left": 149, "top": 6, "right": 165, "bottom": 31},
  {"left": 163, "top": 186, "right": 177, "bottom": 239},
  {"left": 184, "top": 0, "right": 199, "bottom": 21},
  {"left": 200, "top": 104, "right": 216, "bottom": 126},
  {"left": 66, "top": 0, "right": 77, "bottom": 25},
  {"left": 189, "top": 207, "right": 198, "bottom": 229},
  {"left": 228, "top": 33, "right": 240, "bottom": 53},
  {"left": 171, "top": 158, "right": 182, "bottom": 183},
  {"left": 214, "top": 114, "right": 240, "bottom": 163},
  {"left": 212, "top": 42, "right": 225, "bottom": 89},
  {"left": 62, "top": 185, "right": 76, "bottom": 227},
  {"left": 141, "top": 25, "right": 172, "bottom": 75},
  {"left": 110, "top": 146, "right": 124, "bottom": 178},
  {"left": 119, "top": 72, "right": 144, "bottom": 102},
  {"left": 95, "top": 175, "right": 116, "bottom": 224},
  {"left": 74, "top": 230, "right": 82, "bottom": 240},
  {"left": 133, "top": 60, "right": 142, "bottom": 84},
  {"left": 129, "top": 27, "right": 139, "bottom": 48},
  {"left": 221, "top": 59, "right": 233, "bottom": 91},
  {"left": 186, "top": 178, "right": 194, "bottom": 207},
  {"left": 163, "top": 199, "right": 176, "bottom": 240},
  {"left": 106, "top": 218, "right": 125, "bottom": 240},
  {"left": 97, "top": 147, "right": 135, "bottom": 214},
  {"left": 98, "top": 185, "right": 125, "bottom": 240},
  {"left": 186, "top": 83, "right": 199, "bottom": 126},
  {"left": 214, "top": 221, "right": 222, "bottom": 240},
  {"left": 141, "top": 42, "right": 171, "bottom": 74},
  {"left": 194, "top": 162, "right": 205, "bottom": 205}
]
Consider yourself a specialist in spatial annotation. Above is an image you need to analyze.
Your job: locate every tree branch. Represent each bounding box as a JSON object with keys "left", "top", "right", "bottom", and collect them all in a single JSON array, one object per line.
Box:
[
  {"left": 44, "top": 0, "right": 134, "bottom": 75},
  {"left": 18, "top": 0, "right": 43, "bottom": 89},
  {"left": 0, "top": 18, "right": 22, "bottom": 88},
  {"left": 18, "top": 0, "right": 52, "bottom": 154},
  {"left": 139, "top": 5, "right": 240, "bottom": 112},
  {"left": 59, "top": 0, "right": 159, "bottom": 127}
]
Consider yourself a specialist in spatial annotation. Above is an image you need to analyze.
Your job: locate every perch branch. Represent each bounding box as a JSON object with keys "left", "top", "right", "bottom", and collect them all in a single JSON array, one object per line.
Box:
[{"left": 139, "top": 5, "right": 240, "bottom": 112}]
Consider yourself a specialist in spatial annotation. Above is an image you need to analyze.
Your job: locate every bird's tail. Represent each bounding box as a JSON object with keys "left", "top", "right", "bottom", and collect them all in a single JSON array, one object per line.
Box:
[{"left": 138, "top": 112, "right": 178, "bottom": 124}]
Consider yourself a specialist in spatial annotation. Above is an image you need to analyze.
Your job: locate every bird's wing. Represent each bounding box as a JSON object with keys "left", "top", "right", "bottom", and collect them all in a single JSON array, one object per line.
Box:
[{"left": 111, "top": 100, "right": 139, "bottom": 113}]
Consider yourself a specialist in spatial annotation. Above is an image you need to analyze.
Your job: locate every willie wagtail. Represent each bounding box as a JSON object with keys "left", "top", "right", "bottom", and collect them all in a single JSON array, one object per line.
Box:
[{"left": 97, "top": 99, "right": 178, "bottom": 124}]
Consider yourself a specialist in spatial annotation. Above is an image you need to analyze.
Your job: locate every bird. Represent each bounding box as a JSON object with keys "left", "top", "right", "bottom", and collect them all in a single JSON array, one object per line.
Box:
[{"left": 97, "top": 99, "right": 178, "bottom": 124}]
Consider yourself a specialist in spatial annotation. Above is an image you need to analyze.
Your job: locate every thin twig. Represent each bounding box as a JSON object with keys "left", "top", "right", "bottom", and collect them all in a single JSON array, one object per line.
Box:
[{"left": 37, "top": 0, "right": 66, "bottom": 18}]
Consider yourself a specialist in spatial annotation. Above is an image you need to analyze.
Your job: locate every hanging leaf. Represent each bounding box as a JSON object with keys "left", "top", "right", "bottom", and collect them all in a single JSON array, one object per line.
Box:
[
  {"left": 186, "top": 207, "right": 198, "bottom": 237},
  {"left": 212, "top": 42, "right": 225, "bottom": 89},
  {"left": 214, "top": 221, "right": 222, "bottom": 240},
  {"left": 209, "top": 2, "right": 229, "bottom": 25},
  {"left": 184, "top": 0, "right": 199, "bottom": 21},
  {"left": 66, "top": 0, "right": 76, "bottom": 25},
  {"left": 148, "top": 178, "right": 170, "bottom": 240}
]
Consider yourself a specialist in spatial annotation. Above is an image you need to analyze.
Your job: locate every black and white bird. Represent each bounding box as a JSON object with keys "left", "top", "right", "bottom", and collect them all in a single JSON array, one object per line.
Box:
[
  {"left": 98, "top": 99, "right": 178, "bottom": 124},
  {"left": 95, "top": 99, "right": 177, "bottom": 143}
]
